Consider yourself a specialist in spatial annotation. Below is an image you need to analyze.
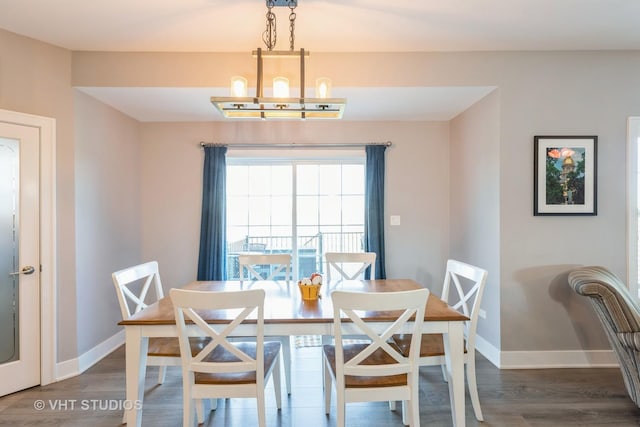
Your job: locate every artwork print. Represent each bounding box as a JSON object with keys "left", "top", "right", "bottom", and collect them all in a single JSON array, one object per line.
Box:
[{"left": 534, "top": 136, "right": 597, "bottom": 216}]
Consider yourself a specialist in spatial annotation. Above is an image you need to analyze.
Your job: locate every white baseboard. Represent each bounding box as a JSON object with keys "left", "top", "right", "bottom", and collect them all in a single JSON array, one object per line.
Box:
[
  {"left": 474, "top": 334, "right": 501, "bottom": 366},
  {"left": 499, "top": 349, "right": 619, "bottom": 369},
  {"left": 52, "top": 330, "right": 619, "bottom": 381},
  {"left": 56, "top": 330, "right": 125, "bottom": 381},
  {"left": 475, "top": 334, "right": 619, "bottom": 369}
]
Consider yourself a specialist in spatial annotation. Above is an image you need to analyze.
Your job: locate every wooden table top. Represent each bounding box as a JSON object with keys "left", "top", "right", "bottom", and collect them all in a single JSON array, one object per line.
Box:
[{"left": 119, "top": 278, "right": 468, "bottom": 326}]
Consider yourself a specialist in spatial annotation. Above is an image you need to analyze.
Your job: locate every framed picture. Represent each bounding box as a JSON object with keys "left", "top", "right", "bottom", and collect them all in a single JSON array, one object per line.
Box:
[{"left": 533, "top": 135, "right": 598, "bottom": 216}]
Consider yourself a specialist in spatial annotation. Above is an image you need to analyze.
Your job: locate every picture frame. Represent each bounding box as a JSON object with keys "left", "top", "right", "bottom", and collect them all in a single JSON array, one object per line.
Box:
[{"left": 533, "top": 135, "right": 598, "bottom": 216}]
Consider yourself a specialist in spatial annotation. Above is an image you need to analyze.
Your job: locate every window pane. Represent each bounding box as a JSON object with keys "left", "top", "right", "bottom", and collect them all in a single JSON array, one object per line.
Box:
[
  {"left": 271, "top": 196, "right": 292, "bottom": 225},
  {"left": 248, "top": 196, "right": 270, "bottom": 225},
  {"left": 343, "top": 164, "right": 365, "bottom": 194},
  {"left": 342, "top": 195, "right": 364, "bottom": 225},
  {"left": 297, "top": 165, "right": 318, "bottom": 195},
  {"left": 227, "top": 226, "right": 249, "bottom": 251},
  {"left": 249, "top": 226, "right": 270, "bottom": 239},
  {"left": 319, "top": 165, "right": 341, "bottom": 195},
  {"left": 298, "top": 225, "right": 319, "bottom": 238},
  {"left": 227, "top": 196, "right": 248, "bottom": 226},
  {"left": 271, "top": 165, "right": 292, "bottom": 195},
  {"left": 249, "top": 166, "right": 271, "bottom": 195},
  {"left": 297, "top": 195, "right": 318, "bottom": 225},
  {"left": 227, "top": 166, "right": 248, "bottom": 196},
  {"left": 319, "top": 195, "right": 341, "bottom": 225},
  {"left": 343, "top": 224, "right": 365, "bottom": 233}
]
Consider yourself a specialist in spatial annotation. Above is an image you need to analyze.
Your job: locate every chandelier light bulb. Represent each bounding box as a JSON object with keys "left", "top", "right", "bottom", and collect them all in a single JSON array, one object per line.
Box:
[
  {"left": 273, "top": 77, "right": 290, "bottom": 98},
  {"left": 230, "top": 76, "right": 248, "bottom": 97},
  {"left": 315, "top": 77, "right": 332, "bottom": 98}
]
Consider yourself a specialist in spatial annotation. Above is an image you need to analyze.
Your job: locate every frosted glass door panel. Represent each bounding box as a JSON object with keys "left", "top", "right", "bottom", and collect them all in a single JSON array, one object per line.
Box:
[{"left": 0, "top": 138, "right": 19, "bottom": 364}]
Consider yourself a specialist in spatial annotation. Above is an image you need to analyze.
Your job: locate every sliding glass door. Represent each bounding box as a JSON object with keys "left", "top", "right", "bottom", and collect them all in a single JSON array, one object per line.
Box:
[{"left": 226, "top": 157, "right": 365, "bottom": 280}]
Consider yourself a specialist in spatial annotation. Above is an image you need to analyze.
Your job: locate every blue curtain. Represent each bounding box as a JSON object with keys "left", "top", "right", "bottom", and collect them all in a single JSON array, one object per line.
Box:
[
  {"left": 197, "top": 145, "right": 227, "bottom": 280},
  {"left": 364, "top": 144, "right": 387, "bottom": 279}
]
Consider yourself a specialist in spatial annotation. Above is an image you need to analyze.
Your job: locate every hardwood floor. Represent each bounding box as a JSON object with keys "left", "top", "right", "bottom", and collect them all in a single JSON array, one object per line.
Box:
[{"left": 1, "top": 344, "right": 639, "bottom": 426}]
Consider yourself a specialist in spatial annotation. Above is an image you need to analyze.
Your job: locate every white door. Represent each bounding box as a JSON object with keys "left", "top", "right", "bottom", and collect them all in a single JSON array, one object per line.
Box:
[{"left": 0, "top": 122, "right": 40, "bottom": 396}]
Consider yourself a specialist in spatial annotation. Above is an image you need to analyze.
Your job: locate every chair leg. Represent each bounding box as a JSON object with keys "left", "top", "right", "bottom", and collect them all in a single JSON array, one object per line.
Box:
[
  {"left": 196, "top": 399, "right": 204, "bottom": 424},
  {"left": 410, "top": 378, "right": 421, "bottom": 427},
  {"left": 157, "top": 365, "right": 167, "bottom": 384},
  {"left": 321, "top": 335, "right": 331, "bottom": 390},
  {"left": 323, "top": 357, "right": 332, "bottom": 414},
  {"left": 466, "top": 356, "right": 484, "bottom": 421},
  {"left": 257, "top": 389, "right": 266, "bottom": 427},
  {"left": 183, "top": 373, "right": 195, "bottom": 427},
  {"left": 404, "top": 399, "right": 420, "bottom": 427},
  {"left": 282, "top": 336, "right": 292, "bottom": 395},
  {"left": 183, "top": 398, "right": 195, "bottom": 427},
  {"left": 336, "top": 388, "right": 346, "bottom": 427},
  {"left": 401, "top": 400, "right": 408, "bottom": 425},
  {"left": 440, "top": 363, "right": 448, "bottom": 382},
  {"left": 273, "top": 352, "right": 283, "bottom": 409}
]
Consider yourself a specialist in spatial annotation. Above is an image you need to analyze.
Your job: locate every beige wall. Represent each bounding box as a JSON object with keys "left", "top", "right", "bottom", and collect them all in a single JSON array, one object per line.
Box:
[
  {"left": 450, "top": 90, "right": 501, "bottom": 348},
  {"left": 74, "top": 90, "right": 141, "bottom": 355},
  {"left": 495, "top": 52, "right": 634, "bottom": 354}
]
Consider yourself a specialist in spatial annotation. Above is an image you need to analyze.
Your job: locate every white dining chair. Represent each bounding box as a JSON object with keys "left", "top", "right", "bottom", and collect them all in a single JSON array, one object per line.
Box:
[
  {"left": 112, "top": 261, "right": 209, "bottom": 422},
  {"left": 238, "top": 253, "right": 293, "bottom": 394},
  {"left": 325, "top": 251, "right": 377, "bottom": 281},
  {"left": 323, "top": 288, "right": 429, "bottom": 427},
  {"left": 170, "top": 288, "right": 282, "bottom": 427},
  {"left": 113, "top": 261, "right": 212, "bottom": 384},
  {"left": 391, "top": 259, "right": 488, "bottom": 421},
  {"left": 238, "top": 253, "right": 292, "bottom": 282}
]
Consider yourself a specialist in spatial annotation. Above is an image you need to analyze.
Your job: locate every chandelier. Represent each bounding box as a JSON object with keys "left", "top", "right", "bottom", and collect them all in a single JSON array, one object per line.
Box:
[{"left": 210, "top": 0, "right": 346, "bottom": 119}]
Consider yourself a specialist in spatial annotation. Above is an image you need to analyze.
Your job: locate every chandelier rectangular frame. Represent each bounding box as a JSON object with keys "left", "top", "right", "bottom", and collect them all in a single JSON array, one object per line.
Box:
[{"left": 211, "top": 48, "right": 346, "bottom": 119}]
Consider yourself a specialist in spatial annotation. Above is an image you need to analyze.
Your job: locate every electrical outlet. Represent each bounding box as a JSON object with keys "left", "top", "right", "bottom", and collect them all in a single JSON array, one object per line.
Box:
[{"left": 478, "top": 309, "right": 487, "bottom": 319}]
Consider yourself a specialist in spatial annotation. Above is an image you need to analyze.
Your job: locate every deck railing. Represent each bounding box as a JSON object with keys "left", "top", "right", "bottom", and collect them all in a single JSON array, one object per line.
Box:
[{"left": 227, "top": 231, "right": 364, "bottom": 279}]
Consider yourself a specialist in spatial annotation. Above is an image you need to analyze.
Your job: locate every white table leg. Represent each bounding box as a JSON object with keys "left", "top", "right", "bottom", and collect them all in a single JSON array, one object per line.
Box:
[
  {"left": 125, "top": 327, "right": 148, "bottom": 427},
  {"left": 443, "top": 322, "right": 465, "bottom": 427},
  {"left": 321, "top": 335, "right": 331, "bottom": 390}
]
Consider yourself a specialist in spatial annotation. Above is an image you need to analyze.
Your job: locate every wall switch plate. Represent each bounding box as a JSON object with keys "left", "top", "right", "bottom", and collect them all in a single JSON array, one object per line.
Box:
[
  {"left": 479, "top": 309, "right": 487, "bottom": 319},
  {"left": 390, "top": 215, "right": 401, "bottom": 226}
]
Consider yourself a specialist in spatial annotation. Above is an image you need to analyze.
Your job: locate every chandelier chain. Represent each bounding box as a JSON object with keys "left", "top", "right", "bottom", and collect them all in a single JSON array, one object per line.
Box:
[
  {"left": 262, "top": 0, "right": 277, "bottom": 51},
  {"left": 288, "top": 1, "right": 297, "bottom": 51}
]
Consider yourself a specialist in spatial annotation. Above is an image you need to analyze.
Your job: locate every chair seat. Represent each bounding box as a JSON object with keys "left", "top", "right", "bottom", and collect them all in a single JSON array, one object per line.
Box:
[
  {"left": 323, "top": 343, "right": 407, "bottom": 388},
  {"left": 147, "top": 337, "right": 211, "bottom": 357},
  {"left": 392, "top": 333, "right": 468, "bottom": 358},
  {"left": 196, "top": 341, "right": 282, "bottom": 385}
]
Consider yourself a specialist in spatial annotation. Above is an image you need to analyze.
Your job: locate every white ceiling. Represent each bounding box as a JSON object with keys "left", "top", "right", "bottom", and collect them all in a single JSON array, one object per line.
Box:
[{"left": 3, "top": 0, "right": 639, "bottom": 121}]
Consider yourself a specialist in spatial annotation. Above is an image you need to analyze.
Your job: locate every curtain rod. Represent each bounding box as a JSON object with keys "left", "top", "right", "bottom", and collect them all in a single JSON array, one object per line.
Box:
[{"left": 199, "top": 141, "right": 392, "bottom": 149}]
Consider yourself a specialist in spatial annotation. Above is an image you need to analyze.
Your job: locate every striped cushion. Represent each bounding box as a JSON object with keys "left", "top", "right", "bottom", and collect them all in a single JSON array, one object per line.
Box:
[{"left": 617, "top": 332, "right": 640, "bottom": 351}]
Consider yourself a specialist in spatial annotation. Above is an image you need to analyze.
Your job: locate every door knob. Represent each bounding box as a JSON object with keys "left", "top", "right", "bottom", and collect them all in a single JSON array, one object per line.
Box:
[{"left": 9, "top": 265, "right": 36, "bottom": 276}]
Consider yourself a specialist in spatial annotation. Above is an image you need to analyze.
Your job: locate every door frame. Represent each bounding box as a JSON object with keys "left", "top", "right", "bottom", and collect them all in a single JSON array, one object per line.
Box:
[{"left": 0, "top": 108, "right": 56, "bottom": 386}]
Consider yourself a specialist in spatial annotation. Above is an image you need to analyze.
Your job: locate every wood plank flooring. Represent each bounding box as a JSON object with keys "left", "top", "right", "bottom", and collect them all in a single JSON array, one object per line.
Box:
[{"left": 1, "top": 344, "right": 639, "bottom": 426}]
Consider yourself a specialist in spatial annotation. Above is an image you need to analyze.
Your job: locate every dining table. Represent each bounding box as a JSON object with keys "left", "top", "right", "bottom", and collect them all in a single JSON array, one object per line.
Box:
[{"left": 119, "top": 278, "right": 469, "bottom": 427}]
